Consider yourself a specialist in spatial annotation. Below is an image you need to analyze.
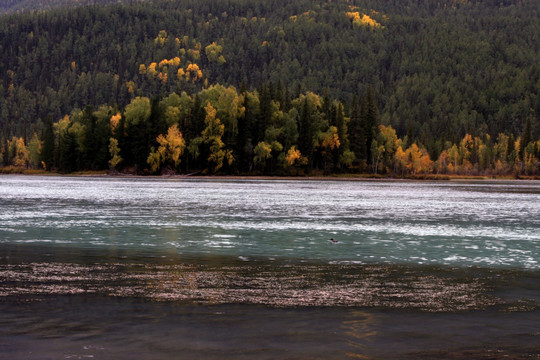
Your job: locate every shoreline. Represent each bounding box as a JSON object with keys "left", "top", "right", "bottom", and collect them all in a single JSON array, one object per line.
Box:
[{"left": 2, "top": 167, "right": 540, "bottom": 182}]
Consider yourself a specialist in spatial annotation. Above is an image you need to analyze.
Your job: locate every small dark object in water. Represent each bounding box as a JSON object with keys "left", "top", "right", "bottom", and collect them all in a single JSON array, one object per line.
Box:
[{"left": 329, "top": 238, "right": 338, "bottom": 244}]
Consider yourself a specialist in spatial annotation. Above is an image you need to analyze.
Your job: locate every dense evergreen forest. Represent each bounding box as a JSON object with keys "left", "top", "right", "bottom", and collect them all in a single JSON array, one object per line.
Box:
[
  {"left": 1, "top": 0, "right": 540, "bottom": 176},
  {"left": 0, "top": 0, "right": 128, "bottom": 14}
]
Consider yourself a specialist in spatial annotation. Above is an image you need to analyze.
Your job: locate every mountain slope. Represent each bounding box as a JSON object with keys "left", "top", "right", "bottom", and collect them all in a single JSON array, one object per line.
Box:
[{"left": 1, "top": 0, "right": 539, "bottom": 149}]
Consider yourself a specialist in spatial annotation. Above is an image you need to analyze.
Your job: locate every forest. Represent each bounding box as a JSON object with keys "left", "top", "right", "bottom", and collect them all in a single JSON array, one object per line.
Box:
[{"left": 1, "top": 0, "right": 539, "bottom": 176}]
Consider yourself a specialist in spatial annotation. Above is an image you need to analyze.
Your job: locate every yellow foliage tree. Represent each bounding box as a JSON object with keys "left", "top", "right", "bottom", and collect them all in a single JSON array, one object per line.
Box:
[
  {"left": 9, "top": 137, "right": 29, "bottom": 167},
  {"left": 158, "top": 72, "right": 168, "bottom": 84},
  {"left": 177, "top": 68, "right": 185, "bottom": 79},
  {"left": 405, "top": 143, "right": 422, "bottom": 174},
  {"left": 190, "top": 102, "right": 233, "bottom": 173},
  {"left": 147, "top": 125, "right": 186, "bottom": 173},
  {"left": 459, "top": 134, "right": 474, "bottom": 164},
  {"left": 285, "top": 146, "right": 303, "bottom": 166},
  {"left": 377, "top": 125, "right": 399, "bottom": 172},
  {"left": 394, "top": 145, "right": 408, "bottom": 175},
  {"left": 436, "top": 149, "right": 450, "bottom": 174},
  {"left": 158, "top": 59, "right": 168, "bottom": 68},
  {"left": 313, "top": 126, "right": 340, "bottom": 172},
  {"left": 147, "top": 62, "right": 158, "bottom": 77},
  {"left": 185, "top": 63, "right": 203, "bottom": 82},
  {"left": 360, "top": 14, "right": 380, "bottom": 27},
  {"left": 110, "top": 112, "right": 121, "bottom": 133},
  {"left": 346, "top": 11, "right": 381, "bottom": 28},
  {"left": 171, "top": 56, "right": 181, "bottom": 66},
  {"left": 317, "top": 126, "right": 341, "bottom": 150},
  {"left": 125, "top": 81, "right": 136, "bottom": 94},
  {"left": 399, "top": 143, "right": 433, "bottom": 175},
  {"left": 154, "top": 30, "right": 168, "bottom": 46},
  {"left": 419, "top": 149, "right": 433, "bottom": 174},
  {"left": 108, "top": 137, "right": 122, "bottom": 170},
  {"left": 159, "top": 125, "right": 185, "bottom": 167}
]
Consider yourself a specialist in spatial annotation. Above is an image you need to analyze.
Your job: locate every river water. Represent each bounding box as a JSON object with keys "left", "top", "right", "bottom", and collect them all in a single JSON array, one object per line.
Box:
[{"left": 1, "top": 176, "right": 539, "bottom": 359}]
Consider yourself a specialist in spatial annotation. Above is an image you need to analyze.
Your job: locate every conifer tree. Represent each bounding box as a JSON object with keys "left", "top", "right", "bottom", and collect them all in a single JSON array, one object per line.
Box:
[
  {"left": 41, "top": 116, "right": 55, "bottom": 171},
  {"left": 298, "top": 98, "right": 312, "bottom": 160},
  {"left": 348, "top": 94, "right": 365, "bottom": 167},
  {"left": 362, "top": 85, "right": 380, "bottom": 166},
  {"left": 520, "top": 117, "right": 532, "bottom": 161},
  {"left": 1, "top": 138, "right": 8, "bottom": 167}
]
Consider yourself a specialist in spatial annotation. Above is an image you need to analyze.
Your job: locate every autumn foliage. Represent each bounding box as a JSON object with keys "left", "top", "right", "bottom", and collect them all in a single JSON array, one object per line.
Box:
[
  {"left": 2, "top": 84, "right": 539, "bottom": 178},
  {"left": 346, "top": 11, "right": 382, "bottom": 29}
]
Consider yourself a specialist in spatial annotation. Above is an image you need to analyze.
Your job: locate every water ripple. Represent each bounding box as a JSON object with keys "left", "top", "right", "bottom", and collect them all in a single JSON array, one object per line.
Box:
[{"left": 3, "top": 261, "right": 535, "bottom": 312}]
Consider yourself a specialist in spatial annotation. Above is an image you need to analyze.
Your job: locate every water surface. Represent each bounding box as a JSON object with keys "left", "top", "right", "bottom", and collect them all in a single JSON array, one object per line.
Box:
[
  {"left": 1, "top": 176, "right": 539, "bottom": 268},
  {"left": 1, "top": 176, "right": 539, "bottom": 359}
]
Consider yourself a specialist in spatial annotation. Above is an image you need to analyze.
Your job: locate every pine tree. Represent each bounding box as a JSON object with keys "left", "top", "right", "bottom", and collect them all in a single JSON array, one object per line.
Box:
[
  {"left": 149, "top": 96, "right": 167, "bottom": 143},
  {"left": 2, "top": 137, "right": 9, "bottom": 167},
  {"left": 236, "top": 93, "right": 255, "bottom": 172},
  {"left": 362, "top": 85, "right": 380, "bottom": 166},
  {"left": 520, "top": 117, "right": 531, "bottom": 160},
  {"left": 82, "top": 105, "right": 97, "bottom": 169},
  {"left": 257, "top": 84, "right": 271, "bottom": 143},
  {"left": 116, "top": 114, "right": 128, "bottom": 167},
  {"left": 41, "top": 116, "right": 55, "bottom": 171},
  {"left": 58, "top": 129, "right": 77, "bottom": 173},
  {"left": 298, "top": 98, "right": 312, "bottom": 160},
  {"left": 275, "top": 80, "right": 284, "bottom": 110},
  {"left": 348, "top": 94, "right": 365, "bottom": 165}
]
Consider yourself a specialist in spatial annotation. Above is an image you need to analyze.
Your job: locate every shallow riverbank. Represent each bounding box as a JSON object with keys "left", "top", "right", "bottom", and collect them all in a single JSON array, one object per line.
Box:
[{"left": 3, "top": 166, "right": 540, "bottom": 181}]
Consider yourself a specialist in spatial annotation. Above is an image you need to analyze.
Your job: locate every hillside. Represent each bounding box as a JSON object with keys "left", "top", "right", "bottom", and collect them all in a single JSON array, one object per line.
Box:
[
  {"left": 1, "top": 0, "right": 539, "bottom": 175},
  {"left": 0, "top": 0, "right": 134, "bottom": 15}
]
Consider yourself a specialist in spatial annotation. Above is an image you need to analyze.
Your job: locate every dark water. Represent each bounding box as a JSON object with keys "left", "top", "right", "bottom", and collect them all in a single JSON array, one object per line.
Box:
[
  {"left": 2, "top": 297, "right": 539, "bottom": 359},
  {"left": 1, "top": 176, "right": 539, "bottom": 359}
]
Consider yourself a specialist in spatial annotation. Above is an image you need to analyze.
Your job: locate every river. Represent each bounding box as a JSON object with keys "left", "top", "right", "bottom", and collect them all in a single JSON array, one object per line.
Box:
[{"left": 1, "top": 176, "right": 539, "bottom": 359}]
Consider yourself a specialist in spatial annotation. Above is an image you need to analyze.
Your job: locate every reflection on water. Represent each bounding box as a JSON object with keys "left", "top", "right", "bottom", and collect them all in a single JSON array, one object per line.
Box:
[
  {"left": 1, "top": 245, "right": 538, "bottom": 312},
  {"left": 342, "top": 310, "right": 378, "bottom": 359}
]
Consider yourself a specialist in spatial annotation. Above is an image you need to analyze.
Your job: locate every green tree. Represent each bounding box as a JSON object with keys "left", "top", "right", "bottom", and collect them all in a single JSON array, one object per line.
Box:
[
  {"left": 375, "top": 125, "right": 399, "bottom": 173},
  {"left": 253, "top": 141, "right": 272, "bottom": 169},
  {"left": 41, "top": 116, "right": 55, "bottom": 171},
  {"left": 27, "top": 132, "right": 42, "bottom": 168},
  {"left": 191, "top": 102, "right": 233, "bottom": 173},
  {"left": 108, "top": 137, "right": 122, "bottom": 170},
  {"left": 124, "top": 96, "right": 152, "bottom": 171},
  {"left": 520, "top": 116, "right": 532, "bottom": 161},
  {"left": 361, "top": 85, "right": 380, "bottom": 167},
  {"left": 348, "top": 95, "right": 365, "bottom": 170}
]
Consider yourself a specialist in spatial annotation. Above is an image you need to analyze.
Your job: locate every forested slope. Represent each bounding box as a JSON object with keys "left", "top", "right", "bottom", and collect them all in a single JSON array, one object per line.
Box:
[
  {"left": 1, "top": 0, "right": 539, "bottom": 176},
  {"left": 0, "top": 0, "right": 134, "bottom": 15}
]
